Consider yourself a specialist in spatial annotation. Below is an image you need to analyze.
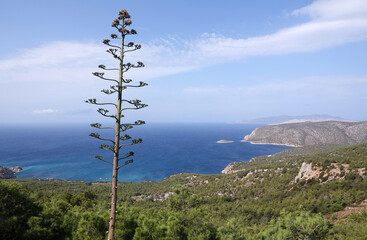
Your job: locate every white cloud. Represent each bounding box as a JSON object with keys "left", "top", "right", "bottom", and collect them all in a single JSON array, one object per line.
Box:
[
  {"left": 0, "top": 41, "right": 107, "bottom": 83},
  {"left": 32, "top": 109, "right": 59, "bottom": 114},
  {"left": 138, "top": 0, "right": 367, "bottom": 75},
  {"left": 0, "top": 41, "right": 105, "bottom": 70},
  {"left": 293, "top": 0, "right": 367, "bottom": 20},
  {"left": 0, "top": 0, "right": 367, "bottom": 84},
  {"left": 182, "top": 0, "right": 367, "bottom": 63}
]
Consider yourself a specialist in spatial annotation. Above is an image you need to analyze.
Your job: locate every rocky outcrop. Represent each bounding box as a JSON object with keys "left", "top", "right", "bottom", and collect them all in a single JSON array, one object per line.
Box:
[
  {"left": 325, "top": 199, "right": 367, "bottom": 223},
  {"left": 184, "top": 175, "right": 211, "bottom": 187},
  {"left": 293, "top": 163, "right": 323, "bottom": 182},
  {"left": 221, "top": 162, "right": 243, "bottom": 174},
  {"left": 10, "top": 166, "right": 23, "bottom": 173},
  {"left": 243, "top": 121, "right": 367, "bottom": 147},
  {"left": 0, "top": 166, "right": 22, "bottom": 179},
  {"left": 131, "top": 192, "right": 174, "bottom": 202},
  {"left": 290, "top": 162, "right": 365, "bottom": 184}
]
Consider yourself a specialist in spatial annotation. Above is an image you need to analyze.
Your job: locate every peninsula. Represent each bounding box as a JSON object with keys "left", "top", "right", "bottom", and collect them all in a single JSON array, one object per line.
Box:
[{"left": 243, "top": 121, "right": 367, "bottom": 147}]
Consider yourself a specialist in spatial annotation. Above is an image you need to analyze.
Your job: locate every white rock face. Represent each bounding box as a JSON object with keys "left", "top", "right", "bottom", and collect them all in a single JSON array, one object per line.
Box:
[
  {"left": 294, "top": 163, "right": 319, "bottom": 182},
  {"left": 291, "top": 162, "right": 365, "bottom": 184}
]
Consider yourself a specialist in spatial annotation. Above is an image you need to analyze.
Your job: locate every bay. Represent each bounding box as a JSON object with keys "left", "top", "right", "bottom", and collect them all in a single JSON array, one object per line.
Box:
[{"left": 0, "top": 123, "right": 290, "bottom": 182}]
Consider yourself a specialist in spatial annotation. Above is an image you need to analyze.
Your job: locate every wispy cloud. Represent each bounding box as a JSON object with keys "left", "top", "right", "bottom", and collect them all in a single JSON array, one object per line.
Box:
[
  {"left": 183, "top": 76, "right": 367, "bottom": 99},
  {"left": 0, "top": 0, "right": 367, "bottom": 83},
  {"left": 32, "top": 109, "right": 59, "bottom": 114},
  {"left": 292, "top": 0, "right": 367, "bottom": 20},
  {"left": 180, "top": 75, "right": 367, "bottom": 121},
  {"left": 138, "top": 0, "right": 367, "bottom": 77},
  {"left": 0, "top": 41, "right": 105, "bottom": 70}
]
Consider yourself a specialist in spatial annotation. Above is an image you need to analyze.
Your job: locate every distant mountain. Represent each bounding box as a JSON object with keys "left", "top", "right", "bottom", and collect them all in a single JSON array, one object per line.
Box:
[
  {"left": 243, "top": 121, "right": 367, "bottom": 147},
  {"left": 237, "top": 114, "right": 353, "bottom": 125}
]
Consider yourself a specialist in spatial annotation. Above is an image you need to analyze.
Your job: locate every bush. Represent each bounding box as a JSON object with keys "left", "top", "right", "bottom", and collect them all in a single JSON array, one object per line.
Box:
[{"left": 0, "top": 181, "right": 41, "bottom": 240}]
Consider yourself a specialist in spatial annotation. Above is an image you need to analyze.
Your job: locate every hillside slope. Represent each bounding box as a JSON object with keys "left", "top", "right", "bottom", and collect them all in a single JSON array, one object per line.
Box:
[
  {"left": 243, "top": 121, "right": 367, "bottom": 147},
  {"left": 3, "top": 143, "right": 367, "bottom": 239}
]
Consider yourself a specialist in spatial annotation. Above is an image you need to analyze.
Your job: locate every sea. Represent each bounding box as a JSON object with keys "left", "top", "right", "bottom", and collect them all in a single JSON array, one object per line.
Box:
[{"left": 0, "top": 123, "right": 291, "bottom": 182}]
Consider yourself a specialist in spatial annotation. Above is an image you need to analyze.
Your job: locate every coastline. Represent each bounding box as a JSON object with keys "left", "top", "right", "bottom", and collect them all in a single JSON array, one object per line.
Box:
[
  {"left": 2, "top": 123, "right": 293, "bottom": 182},
  {"left": 240, "top": 139, "right": 299, "bottom": 148}
]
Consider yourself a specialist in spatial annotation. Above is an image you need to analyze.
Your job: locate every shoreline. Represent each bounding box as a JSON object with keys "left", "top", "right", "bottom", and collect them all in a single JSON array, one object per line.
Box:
[{"left": 240, "top": 140, "right": 299, "bottom": 148}]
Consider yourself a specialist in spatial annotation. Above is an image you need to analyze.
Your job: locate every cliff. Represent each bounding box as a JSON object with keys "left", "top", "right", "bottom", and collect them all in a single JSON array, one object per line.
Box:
[{"left": 243, "top": 121, "right": 367, "bottom": 147}]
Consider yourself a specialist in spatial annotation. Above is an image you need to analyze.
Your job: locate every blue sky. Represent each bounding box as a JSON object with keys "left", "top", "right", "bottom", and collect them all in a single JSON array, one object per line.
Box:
[{"left": 0, "top": 0, "right": 366, "bottom": 124}]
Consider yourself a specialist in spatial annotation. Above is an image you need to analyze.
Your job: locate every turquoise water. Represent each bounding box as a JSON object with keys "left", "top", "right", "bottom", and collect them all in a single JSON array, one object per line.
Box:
[{"left": 0, "top": 123, "right": 290, "bottom": 182}]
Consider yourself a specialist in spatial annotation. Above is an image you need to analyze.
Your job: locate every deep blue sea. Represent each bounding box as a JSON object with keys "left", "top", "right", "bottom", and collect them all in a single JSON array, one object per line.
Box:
[{"left": 0, "top": 123, "right": 290, "bottom": 182}]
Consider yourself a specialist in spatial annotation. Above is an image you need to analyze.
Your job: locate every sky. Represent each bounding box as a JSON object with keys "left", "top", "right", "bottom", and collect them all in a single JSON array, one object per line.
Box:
[{"left": 0, "top": 0, "right": 366, "bottom": 124}]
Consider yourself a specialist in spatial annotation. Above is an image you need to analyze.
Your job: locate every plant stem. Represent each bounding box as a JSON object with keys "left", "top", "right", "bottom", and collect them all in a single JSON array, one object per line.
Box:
[{"left": 108, "top": 26, "right": 125, "bottom": 240}]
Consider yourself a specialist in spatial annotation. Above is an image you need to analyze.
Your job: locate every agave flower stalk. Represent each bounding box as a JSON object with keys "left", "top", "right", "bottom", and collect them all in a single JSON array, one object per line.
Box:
[{"left": 86, "top": 9, "right": 147, "bottom": 240}]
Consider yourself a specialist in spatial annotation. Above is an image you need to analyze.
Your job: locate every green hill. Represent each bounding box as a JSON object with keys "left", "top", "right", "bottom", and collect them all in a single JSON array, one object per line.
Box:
[{"left": 1, "top": 143, "right": 367, "bottom": 239}]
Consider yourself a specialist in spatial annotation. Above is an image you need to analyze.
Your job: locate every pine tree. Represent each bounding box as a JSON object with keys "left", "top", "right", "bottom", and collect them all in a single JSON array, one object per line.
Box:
[{"left": 85, "top": 9, "right": 147, "bottom": 240}]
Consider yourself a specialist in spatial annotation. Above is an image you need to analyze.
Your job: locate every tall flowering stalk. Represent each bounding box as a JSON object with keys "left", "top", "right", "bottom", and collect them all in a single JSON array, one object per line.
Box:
[{"left": 85, "top": 9, "right": 147, "bottom": 240}]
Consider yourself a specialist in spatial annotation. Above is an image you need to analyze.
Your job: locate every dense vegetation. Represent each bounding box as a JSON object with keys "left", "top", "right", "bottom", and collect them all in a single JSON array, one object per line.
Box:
[
  {"left": 230, "top": 143, "right": 346, "bottom": 171},
  {"left": 1, "top": 143, "right": 367, "bottom": 239}
]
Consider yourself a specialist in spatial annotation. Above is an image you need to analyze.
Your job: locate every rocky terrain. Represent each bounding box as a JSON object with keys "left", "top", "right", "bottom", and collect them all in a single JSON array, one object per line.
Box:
[
  {"left": 222, "top": 162, "right": 242, "bottom": 174},
  {"left": 0, "top": 166, "right": 22, "bottom": 179},
  {"left": 222, "top": 144, "right": 345, "bottom": 174},
  {"left": 131, "top": 191, "right": 174, "bottom": 202},
  {"left": 243, "top": 121, "right": 367, "bottom": 147},
  {"left": 325, "top": 199, "right": 367, "bottom": 223},
  {"left": 4, "top": 143, "right": 367, "bottom": 239},
  {"left": 290, "top": 162, "right": 365, "bottom": 184}
]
